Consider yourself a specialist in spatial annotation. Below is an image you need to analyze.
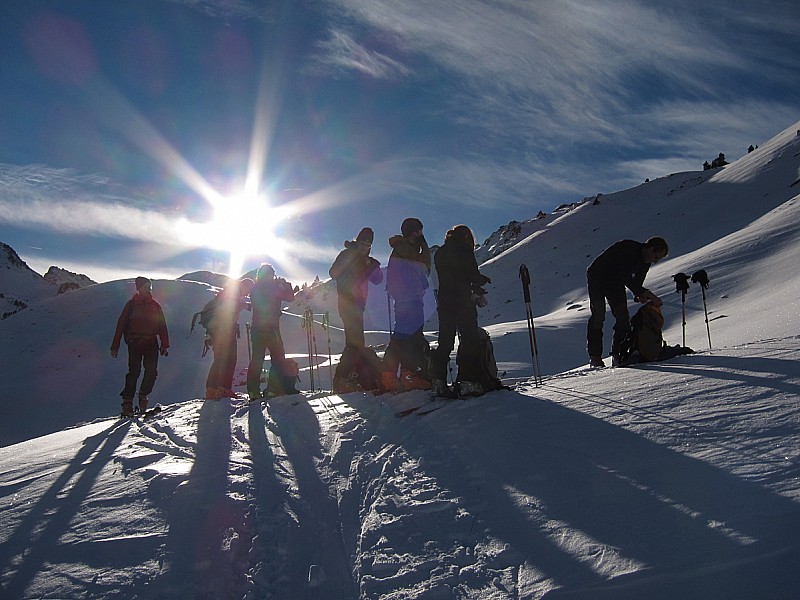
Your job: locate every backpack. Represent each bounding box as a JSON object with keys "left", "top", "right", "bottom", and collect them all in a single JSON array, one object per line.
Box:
[
  {"left": 336, "top": 346, "right": 383, "bottom": 391},
  {"left": 620, "top": 303, "right": 695, "bottom": 365},
  {"left": 266, "top": 358, "right": 300, "bottom": 396},
  {"left": 631, "top": 302, "right": 665, "bottom": 361},
  {"left": 190, "top": 296, "right": 222, "bottom": 356},
  {"left": 456, "top": 328, "right": 504, "bottom": 392},
  {"left": 191, "top": 297, "right": 218, "bottom": 332}
]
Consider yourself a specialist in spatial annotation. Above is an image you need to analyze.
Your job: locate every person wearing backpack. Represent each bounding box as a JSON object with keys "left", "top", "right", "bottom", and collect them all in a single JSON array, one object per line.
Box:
[
  {"left": 205, "top": 278, "right": 254, "bottom": 399},
  {"left": 586, "top": 237, "right": 669, "bottom": 367},
  {"left": 381, "top": 218, "right": 432, "bottom": 392},
  {"left": 329, "top": 227, "right": 384, "bottom": 393},
  {"left": 432, "top": 225, "right": 492, "bottom": 397},
  {"left": 110, "top": 277, "right": 169, "bottom": 416},
  {"left": 246, "top": 264, "right": 296, "bottom": 399}
]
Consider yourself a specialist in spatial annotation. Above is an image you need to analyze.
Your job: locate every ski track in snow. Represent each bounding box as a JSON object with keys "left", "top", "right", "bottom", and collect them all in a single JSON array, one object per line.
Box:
[{"left": 1, "top": 339, "right": 800, "bottom": 599}]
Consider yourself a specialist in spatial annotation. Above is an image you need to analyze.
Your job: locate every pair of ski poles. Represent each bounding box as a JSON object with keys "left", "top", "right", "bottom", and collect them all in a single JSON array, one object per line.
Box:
[
  {"left": 302, "top": 308, "right": 333, "bottom": 392},
  {"left": 519, "top": 264, "right": 543, "bottom": 386},
  {"left": 672, "top": 269, "right": 712, "bottom": 349}
]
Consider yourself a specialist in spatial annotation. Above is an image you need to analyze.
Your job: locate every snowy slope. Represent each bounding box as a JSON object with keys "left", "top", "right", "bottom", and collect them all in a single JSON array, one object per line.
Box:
[{"left": 1, "top": 120, "right": 799, "bottom": 599}]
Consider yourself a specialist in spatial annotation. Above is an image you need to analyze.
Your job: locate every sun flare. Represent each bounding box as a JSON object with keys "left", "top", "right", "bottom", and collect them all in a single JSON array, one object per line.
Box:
[{"left": 178, "top": 192, "right": 291, "bottom": 277}]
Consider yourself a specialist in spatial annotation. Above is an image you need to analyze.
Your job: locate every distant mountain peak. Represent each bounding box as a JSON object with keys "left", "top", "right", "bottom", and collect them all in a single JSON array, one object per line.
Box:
[
  {"left": 43, "top": 266, "right": 96, "bottom": 293},
  {"left": 1, "top": 242, "right": 39, "bottom": 275}
]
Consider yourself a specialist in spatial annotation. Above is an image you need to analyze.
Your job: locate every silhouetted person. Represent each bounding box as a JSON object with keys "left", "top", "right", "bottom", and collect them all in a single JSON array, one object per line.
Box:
[
  {"left": 111, "top": 277, "right": 169, "bottom": 416},
  {"left": 586, "top": 237, "right": 668, "bottom": 367}
]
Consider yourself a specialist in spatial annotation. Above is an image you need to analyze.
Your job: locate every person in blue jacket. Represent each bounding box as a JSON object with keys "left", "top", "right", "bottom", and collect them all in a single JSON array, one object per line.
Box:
[{"left": 382, "top": 218, "right": 431, "bottom": 392}]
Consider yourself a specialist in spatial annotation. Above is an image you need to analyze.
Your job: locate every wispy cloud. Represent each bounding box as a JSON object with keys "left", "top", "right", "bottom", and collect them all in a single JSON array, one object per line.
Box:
[
  {"left": 0, "top": 164, "right": 341, "bottom": 276},
  {"left": 162, "top": 0, "right": 274, "bottom": 22},
  {"left": 324, "top": 0, "right": 799, "bottom": 182},
  {"left": 310, "top": 29, "right": 411, "bottom": 79}
]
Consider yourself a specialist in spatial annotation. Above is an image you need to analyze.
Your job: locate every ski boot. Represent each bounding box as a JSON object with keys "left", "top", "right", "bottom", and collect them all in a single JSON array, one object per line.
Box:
[
  {"left": 137, "top": 394, "right": 149, "bottom": 414},
  {"left": 457, "top": 380, "right": 485, "bottom": 397},
  {"left": 430, "top": 378, "right": 454, "bottom": 399},
  {"left": 205, "top": 387, "right": 222, "bottom": 400},
  {"left": 379, "top": 371, "right": 399, "bottom": 394},
  {"left": 120, "top": 399, "right": 135, "bottom": 417},
  {"left": 400, "top": 370, "right": 432, "bottom": 392}
]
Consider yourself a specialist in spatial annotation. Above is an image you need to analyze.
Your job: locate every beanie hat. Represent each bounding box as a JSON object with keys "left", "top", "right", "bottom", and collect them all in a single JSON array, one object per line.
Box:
[
  {"left": 401, "top": 217, "right": 423, "bottom": 237},
  {"left": 256, "top": 263, "right": 275, "bottom": 280},
  {"left": 356, "top": 227, "right": 374, "bottom": 244},
  {"left": 135, "top": 276, "right": 151, "bottom": 290},
  {"left": 239, "top": 278, "right": 255, "bottom": 294}
]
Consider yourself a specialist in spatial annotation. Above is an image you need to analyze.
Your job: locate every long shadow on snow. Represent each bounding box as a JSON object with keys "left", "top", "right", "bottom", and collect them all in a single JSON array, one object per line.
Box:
[
  {"left": 345, "top": 387, "right": 800, "bottom": 597},
  {"left": 0, "top": 421, "right": 130, "bottom": 597},
  {"left": 258, "top": 397, "right": 358, "bottom": 599},
  {"left": 153, "top": 399, "right": 250, "bottom": 598}
]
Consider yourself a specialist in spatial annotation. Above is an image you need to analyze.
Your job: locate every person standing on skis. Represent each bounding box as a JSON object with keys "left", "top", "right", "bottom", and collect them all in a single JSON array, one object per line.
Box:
[
  {"left": 586, "top": 236, "right": 668, "bottom": 367},
  {"left": 432, "top": 224, "right": 491, "bottom": 397},
  {"left": 110, "top": 277, "right": 169, "bottom": 416},
  {"left": 205, "top": 278, "right": 254, "bottom": 399},
  {"left": 381, "top": 217, "right": 432, "bottom": 392},
  {"left": 329, "top": 227, "right": 384, "bottom": 392},
  {"left": 246, "top": 264, "right": 297, "bottom": 398}
]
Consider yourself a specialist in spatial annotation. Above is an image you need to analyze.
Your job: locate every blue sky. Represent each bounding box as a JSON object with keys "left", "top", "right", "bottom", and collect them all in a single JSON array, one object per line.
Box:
[{"left": 1, "top": 0, "right": 798, "bottom": 284}]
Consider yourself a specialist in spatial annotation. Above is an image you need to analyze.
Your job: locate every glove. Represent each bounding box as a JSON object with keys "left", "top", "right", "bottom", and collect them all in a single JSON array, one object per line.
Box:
[
  {"left": 110, "top": 348, "right": 118, "bottom": 358},
  {"left": 160, "top": 346, "right": 169, "bottom": 356},
  {"left": 473, "top": 293, "right": 488, "bottom": 308},
  {"left": 639, "top": 290, "right": 663, "bottom": 307}
]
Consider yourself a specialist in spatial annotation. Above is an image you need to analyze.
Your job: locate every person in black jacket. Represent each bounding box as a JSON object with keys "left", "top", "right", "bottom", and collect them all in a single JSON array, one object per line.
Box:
[
  {"left": 432, "top": 225, "right": 491, "bottom": 396},
  {"left": 586, "top": 237, "right": 668, "bottom": 367},
  {"left": 329, "top": 227, "right": 383, "bottom": 392}
]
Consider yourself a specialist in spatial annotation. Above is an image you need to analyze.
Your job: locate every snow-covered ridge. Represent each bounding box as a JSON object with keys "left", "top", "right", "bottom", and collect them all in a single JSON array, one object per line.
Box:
[{"left": 1, "top": 241, "right": 97, "bottom": 317}]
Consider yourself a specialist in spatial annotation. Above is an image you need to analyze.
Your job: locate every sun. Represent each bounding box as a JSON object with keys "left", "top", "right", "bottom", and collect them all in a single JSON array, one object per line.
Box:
[{"left": 179, "top": 192, "right": 290, "bottom": 277}]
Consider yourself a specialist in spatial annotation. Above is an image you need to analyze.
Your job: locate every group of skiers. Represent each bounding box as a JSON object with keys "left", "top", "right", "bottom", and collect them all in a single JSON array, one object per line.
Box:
[{"left": 110, "top": 218, "right": 670, "bottom": 415}]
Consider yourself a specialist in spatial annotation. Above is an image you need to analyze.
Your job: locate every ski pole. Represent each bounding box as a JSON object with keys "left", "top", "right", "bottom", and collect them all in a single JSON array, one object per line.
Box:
[
  {"left": 323, "top": 311, "right": 332, "bottom": 392},
  {"left": 304, "top": 308, "right": 316, "bottom": 391},
  {"left": 518, "top": 264, "right": 542, "bottom": 386},
  {"left": 245, "top": 322, "right": 252, "bottom": 362},
  {"left": 691, "top": 270, "right": 712, "bottom": 349},
  {"left": 310, "top": 311, "right": 320, "bottom": 391},
  {"left": 672, "top": 273, "right": 690, "bottom": 347},
  {"left": 386, "top": 290, "right": 394, "bottom": 337}
]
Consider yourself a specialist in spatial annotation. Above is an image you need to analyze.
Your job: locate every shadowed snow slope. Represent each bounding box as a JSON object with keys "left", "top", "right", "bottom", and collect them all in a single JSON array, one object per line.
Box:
[{"left": 1, "top": 120, "right": 799, "bottom": 598}]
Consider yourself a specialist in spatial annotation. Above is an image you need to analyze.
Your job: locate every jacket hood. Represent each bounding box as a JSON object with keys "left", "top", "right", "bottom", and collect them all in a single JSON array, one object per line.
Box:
[{"left": 388, "top": 234, "right": 407, "bottom": 249}]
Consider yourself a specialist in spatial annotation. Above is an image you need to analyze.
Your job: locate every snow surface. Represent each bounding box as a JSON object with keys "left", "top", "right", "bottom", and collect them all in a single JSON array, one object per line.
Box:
[{"left": 1, "top": 121, "right": 799, "bottom": 598}]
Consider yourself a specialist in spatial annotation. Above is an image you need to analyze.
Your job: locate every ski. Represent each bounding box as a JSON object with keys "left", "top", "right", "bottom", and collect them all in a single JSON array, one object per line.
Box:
[
  {"left": 119, "top": 404, "right": 163, "bottom": 419},
  {"left": 136, "top": 405, "right": 163, "bottom": 419},
  {"left": 396, "top": 398, "right": 459, "bottom": 417}
]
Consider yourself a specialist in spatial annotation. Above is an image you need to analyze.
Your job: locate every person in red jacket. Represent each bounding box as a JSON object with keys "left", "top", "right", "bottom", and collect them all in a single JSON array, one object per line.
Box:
[
  {"left": 111, "top": 277, "right": 169, "bottom": 416},
  {"left": 246, "top": 265, "right": 296, "bottom": 399}
]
